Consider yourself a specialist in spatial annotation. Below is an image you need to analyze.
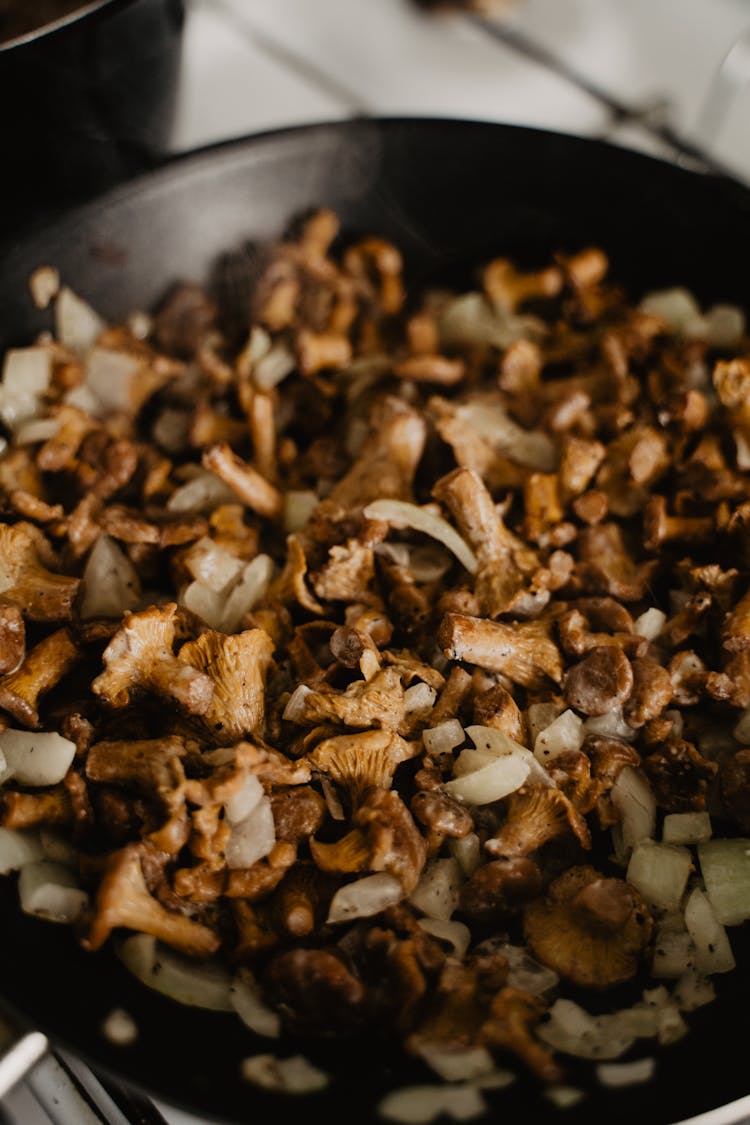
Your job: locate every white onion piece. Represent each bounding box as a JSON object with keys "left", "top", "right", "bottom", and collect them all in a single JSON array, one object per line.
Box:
[
  {"left": 449, "top": 832, "right": 482, "bottom": 877},
  {"left": 639, "top": 288, "right": 701, "bottom": 331},
  {"left": 651, "top": 923, "right": 696, "bottom": 979},
  {"left": 230, "top": 968, "right": 281, "bottom": 1038},
  {"left": 224, "top": 774, "right": 264, "bottom": 826},
  {"left": 673, "top": 970, "right": 716, "bottom": 1012},
  {"left": 526, "top": 701, "right": 563, "bottom": 746},
  {"left": 118, "top": 934, "right": 233, "bottom": 1010},
  {"left": 0, "top": 729, "right": 76, "bottom": 787},
  {"left": 15, "top": 416, "right": 61, "bottom": 446},
  {"left": 416, "top": 918, "right": 471, "bottom": 959},
  {"left": 537, "top": 1000, "right": 634, "bottom": 1061},
  {"left": 167, "top": 471, "right": 236, "bottom": 514},
  {"left": 596, "top": 1059, "right": 656, "bottom": 1088},
  {"left": 80, "top": 535, "right": 141, "bottom": 619},
  {"left": 2, "top": 347, "right": 52, "bottom": 397},
  {"left": 409, "top": 859, "right": 463, "bottom": 921},
  {"left": 662, "top": 812, "right": 712, "bottom": 845},
  {"left": 55, "top": 286, "right": 105, "bottom": 355},
  {"left": 185, "top": 537, "right": 243, "bottom": 592},
  {"left": 18, "top": 861, "right": 88, "bottom": 923},
  {"left": 283, "top": 684, "right": 313, "bottom": 723},
  {"left": 253, "top": 344, "right": 296, "bottom": 390},
  {"left": 684, "top": 887, "right": 736, "bottom": 974},
  {"left": 423, "top": 720, "right": 465, "bottom": 758},
  {"left": 584, "top": 709, "right": 637, "bottom": 741},
  {"left": 321, "top": 777, "right": 345, "bottom": 821},
  {"left": 225, "top": 796, "right": 275, "bottom": 870},
  {"left": 534, "top": 709, "right": 583, "bottom": 763},
  {"left": 440, "top": 291, "right": 530, "bottom": 350},
  {"left": 220, "top": 555, "right": 274, "bottom": 633},
  {"left": 180, "top": 580, "right": 226, "bottom": 630},
  {"left": 697, "top": 838, "right": 750, "bottom": 925},
  {"left": 85, "top": 347, "right": 142, "bottom": 415},
  {"left": 241, "top": 1053, "right": 329, "bottom": 1093},
  {"left": 415, "top": 1044, "right": 495, "bottom": 1083},
  {"left": 543, "top": 1086, "right": 585, "bottom": 1109},
  {"left": 29, "top": 266, "right": 60, "bottom": 310},
  {"left": 403, "top": 682, "right": 437, "bottom": 722},
  {"left": 0, "top": 827, "right": 44, "bottom": 873},
  {"left": 634, "top": 607, "right": 666, "bottom": 641},
  {"left": 465, "top": 725, "right": 553, "bottom": 787},
  {"left": 626, "top": 841, "right": 692, "bottom": 911},
  {"left": 378, "top": 1084, "right": 486, "bottom": 1124},
  {"left": 444, "top": 753, "right": 530, "bottom": 806},
  {"left": 703, "top": 304, "right": 746, "bottom": 346},
  {"left": 284, "top": 491, "right": 319, "bottom": 534},
  {"left": 363, "top": 500, "right": 477, "bottom": 575},
  {"left": 498, "top": 944, "right": 559, "bottom": 995},
  {"left": 611, "top": 767, "right": 656, "bottom": 856},
  {"left": 326, "top": 873, "right": 404, "bottom": 924}
]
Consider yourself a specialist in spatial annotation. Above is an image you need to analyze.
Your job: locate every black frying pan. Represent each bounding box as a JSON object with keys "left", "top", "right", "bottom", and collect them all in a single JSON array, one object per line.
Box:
[{"left": 0, "top": 118, "right": 750, "bottom": 1125}]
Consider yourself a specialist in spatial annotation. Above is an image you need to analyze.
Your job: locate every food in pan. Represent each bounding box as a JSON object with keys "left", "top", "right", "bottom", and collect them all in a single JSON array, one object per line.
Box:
[{"left": 0, "top": 210, "right": 748, "bottom": 1111}]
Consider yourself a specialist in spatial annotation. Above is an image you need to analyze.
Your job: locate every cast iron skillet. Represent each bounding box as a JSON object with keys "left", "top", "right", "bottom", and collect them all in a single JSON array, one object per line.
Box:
[{"left": 1, "top": 118, "right": 750, "bottom": 1125}]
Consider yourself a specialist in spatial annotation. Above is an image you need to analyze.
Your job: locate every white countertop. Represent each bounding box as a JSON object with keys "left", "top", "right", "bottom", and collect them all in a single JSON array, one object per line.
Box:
[{"left": 7, "top": 1, "right": 750, "bottom": 1121}]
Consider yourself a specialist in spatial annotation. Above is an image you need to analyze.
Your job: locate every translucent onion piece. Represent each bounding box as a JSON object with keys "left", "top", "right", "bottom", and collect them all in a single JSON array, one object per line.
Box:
[
  {"left": 534, "top": 709, "right": 583, "bottom": 763},
  {"left": 443, "top": 753, "right": 530, "bottom": 806},
  {"left": 225, "top": 796, "right": 276, "bottom": 870},
  {"left": 449, "top": 832, "right": 482, "bottom": 877},
  {"left": 611, "top": 767, "right": 656, "bottom": 856},
  {"left": 596, "top": 1059, "right": 656, "bottom": 1088},
  {"left": 409, "top": 858, "right": 463, "bottom": 921},
  {"left": 465, "top": 725, "right": 553, "bottom": 788},
  {"left": 697, "top": 838, "right": 750, "bottom": 925},
  {"left": 167, "top": 471, "right": 237, "bottom": 514},
  {"left": 363, "top": 500, "right": 477, "bottom": 575},
  {"left": 326, "top": 873, "right": 404, "bottom": 924},
  {"left": 672, "top": 971, "right": 716, "bottom": 1012},
  {"left": 284, "top": 491, "right": 319, "bottom": 534},
  {"left": 0, "top": 827, "right": 44, "bottom": 874},
  {"left": 185, "top": 538, "right": 243, "bottom": 593},
  {"left": 423, "top": 720, "right": 465, "bottom": 758},
  {"left": 626, "top": 841, "right": 692, "bottom": 912},
  {"left": 118, "top": 934, "right": 233, "bottom": 1011},
  {"left": 230, "top": 968, "right": 281, "bottom": 1038},
  {"left": 220, "top": 555, "right": 274, "bottom": 633},
  {"left": 14, "top": 416, "right": 61, "bottom": 446},
  {"left": 2, "top": 347, "right": 53, "bottom": 397},
  {"left": 80, "top": 535, "right": 141, "bottom": 620},
  {"left": 0, "top": 729, "right": 76, "bottom": 787},
  {"left": 414, "top": 1043, "right": 496, "bottom": 1083},
  {"left": 684, "top": 887, "right": 736, "bottom": 974},
  {"left": 55, "top": 286, "right": 105, "bottom": 355},
  {"left": 633, "top": 607, "right": 667, "bottom": 641},
  {"left": 416, "top": 918, "right": 471, "bottom": 959},
  {"left": 18, "top": 861, "right": 88, "bottom": 923},
  {"left": 378, "top": 1084, "right": 486, "bottom": 1125},
  {"left": 241, "top": 1053, "right": 329, "bottom": 1094},
  {"left": 224, "top": 774, "right": 264, "bottom": 826},
  {"left": 639, "top": 288, "right": 701, "bottom": 332},
  {"left": 662, "top": 812, "right": 712, "bottom": 846}
]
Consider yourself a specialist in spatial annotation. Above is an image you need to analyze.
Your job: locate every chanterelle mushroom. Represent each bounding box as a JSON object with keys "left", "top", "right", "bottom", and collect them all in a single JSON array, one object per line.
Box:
[
  {"left": 93, "top": 603, "right": 214, "bottom": 713},
  {"left": 0, "top": 523, "right": 80, "bottom": 621},
  {"left": 177, "top": 627, "right": 275, "bottom": 743},
  {"left": 523, "top": 865, "right": 652, "bottom": 989}
]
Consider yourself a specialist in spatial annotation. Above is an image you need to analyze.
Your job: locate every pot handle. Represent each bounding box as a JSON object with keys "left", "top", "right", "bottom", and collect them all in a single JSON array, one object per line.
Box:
[{"left": 0, "top": 1014, "right": 48, "bottom": 1099}]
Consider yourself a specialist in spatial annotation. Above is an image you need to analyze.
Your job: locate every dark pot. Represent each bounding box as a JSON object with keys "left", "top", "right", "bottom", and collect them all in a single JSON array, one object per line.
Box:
[{"left": 0, "top": 0, "right": 184, "bottom": 228}]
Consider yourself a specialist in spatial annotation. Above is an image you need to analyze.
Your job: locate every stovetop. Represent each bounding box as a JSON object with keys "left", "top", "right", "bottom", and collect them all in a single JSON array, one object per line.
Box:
[{"left": 6, "top": 1, "right": 750, "bottom": 1121}]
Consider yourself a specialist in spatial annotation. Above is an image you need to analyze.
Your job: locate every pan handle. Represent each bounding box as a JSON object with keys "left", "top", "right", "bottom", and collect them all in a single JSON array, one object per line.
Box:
[{"left": 0, "top": 1015, "right": 48, "bottom": 1099}]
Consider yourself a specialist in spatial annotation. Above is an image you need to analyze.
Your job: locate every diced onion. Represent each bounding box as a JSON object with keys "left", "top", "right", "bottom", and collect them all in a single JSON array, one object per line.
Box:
[
  {"left": 611, "top": 767, "right": 656, "bottom": 856},
  {"left": 326, "top": 873, "right": 404, "bottom": 924},
  {"left": 639, "top": 288, "right": 701, "bottom": 332},
  {"left": 363, "top": 500, "right": 477, "bottom": 575},
  {"left": 181, "top": 581, "right": 226, "bottom": 630},
  {"left": 684, "top": 887, "right": 736, "bottom": 974},
  {"left": 283, "top": 684, "right": 313, "bottom": 723},
  {"left": 0, "top": 827, "right": 44, "bottom": 874},
  {"left": 672, "top": 970, "right": 716, "bottom": 1011},
  {"left": 441, "top": 397, "right": 556, "bottom": 471},
  {"left": 378, "top": 1084, "right": 486, "bottom": 1124},
  {"left": 464, "top": 725, "right": 553, "bottom": 787},
  {"left": 662, "top": 812, "right": 712, "bottom": 845},
  {"left": 416, "top": 918, "right": 471, "bottom": 959},
  {"left": 185, "top": 537, "right": 243, "bottom": 592},
  {"left": 444, "top": 753, "right": 530, "bottom": 806},
  {"left": 18, "top": 861, "right": 88, "bottom": 923},
  {"left": 493, "top": 942, "right": 559, "bottom": 995},
  {"left": 241, "top": 1053, "right": 329, "bottom": 1094},
  {"left": 14, "top": 417, "right": 61, "bottom": 446},
  {"left": 703, "top": 304, "right": 746, "bottom": 347},
  {"left": 225, "top": 796, "right": 275, "bottom": 870},
  {"left": 449, "top": 832, "right": 482, "bottom": 877},
  {"left": 224, "top": 774, "right": 264, "bottom": 826},
  {"left": 409, "top": 858, "right": 463, "bottom": 921},
  {"left": 230, "top": 968, "right": 281, "bottom": 1038},
  {"left": 2, "top": 347, "right": 52, "bottom": 397},
  {"left": 543, "top": 1086, "right": 586, "bottom": 1109},
  {"left": 596, "top": 1059, "right": 656, "bottom": 1088},
  {"left": 634, "top": 607, "right": 666, "bottom": 641},
  {"left": 253, "top": 344, "right": 296, "bottom": 390},
  {"left": 697, "top": 838, "right": 750, "bottom": 925},
  {"left": 651, "top": 917, "right": 696, "bottom": 979},
  {"left": 538, "top": 1000, "right": 635, "bottom": 1061},
  {"left": 0, "top": 729, "right": 76, "bottom": 787},
  {"left": 167, "top": 471, "right": 236, "bottom": 514},
  {"left": 118, "top": 934, "right": 233, "bottom": 1010},
  {"left": 219, "top": 554, "right": 274, "bottom": 633},
  {"left": 526, "top": 702, "right": 563, "bottom": 746},
  {"left": 423, "top": 720, "right": 465, "bottom": 758},
  {"left": 80, "top": 535, "right": 141, "bottom": 619},
  {"left": 626, "top": 841, "right": 692, "bottom": 911},
  {"left": 534, "top": 709, "right": 583, "bottom": 763},
  {"left": 55, "top": 286, "right": 105, "bottom": 355},
  {"left": 414, "top": 1044, "right": 495, "bottom": 1083},
  {"left": 84, "top": 347, "right": 142, "bottom": 415},
  {"left": 584, "top": 709, "right": 637, "bottom": 741},
  {"left": 403, "top": 682, "right": 437, "bottom": 721},
  {"left": 284, "top": 491, "right": 319, "bottom": 534}
]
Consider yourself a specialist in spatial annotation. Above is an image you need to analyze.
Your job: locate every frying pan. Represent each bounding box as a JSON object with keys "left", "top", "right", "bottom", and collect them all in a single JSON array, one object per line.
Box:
[{"left": 0, "top": 117, "right": 750, "bottom": 1125}]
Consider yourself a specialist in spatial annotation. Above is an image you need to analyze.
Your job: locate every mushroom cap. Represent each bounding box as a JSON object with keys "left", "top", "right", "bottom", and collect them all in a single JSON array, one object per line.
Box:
[
  {"left": 484, "top": 785, "right": 591, "bottom": 858},
  {"left": 523, "top": 865, "right": 652, "bottom": 989}
]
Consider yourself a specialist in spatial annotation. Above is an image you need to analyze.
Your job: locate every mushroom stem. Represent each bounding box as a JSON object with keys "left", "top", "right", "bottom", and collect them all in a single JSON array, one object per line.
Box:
[
  {"left": 202, "top": 442, "right": 282, "bottom": 519},
  {"left": 439, "top": 613, "right": 563, "bottom": 688},
  {"left": 0, "top": 628, "right": 79, "bottom": 728}
]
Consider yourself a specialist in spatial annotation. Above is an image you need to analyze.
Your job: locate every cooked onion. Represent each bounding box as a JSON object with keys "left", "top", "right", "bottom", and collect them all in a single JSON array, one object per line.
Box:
[
  {"left": 240, "top": 1053, "right": 329, "bottom": 1094},
  {"left": 416, "top": 918, "right": 471, "bottom": 959},
  {"left": 414, "top": 1044, "right": 495, "bottom": 1083},
  {"left": 18, "top": 861, "right": 88, "bottom": 923},
  {"left": 55, "top": 286, "right": 105, "bottom": 355},
  {"left": 423, "top": 720, "right": 465, "bottom": 758},
  {"left": 596, "top": 1058, "right": 656, "bottom": 1088},
  {"left": 284, "top": 490, "right": 319, "bottom": 534},
  {"left": 224, "top": 775, "right": 264, "bottom": 826},
  {"left": 409, "top": 858, "right": 463, "bottom": 921},
  {"left": 378, "top": 1083, "right": 486, "bottom": 1124},
  {"left": 611, "top": 766, "right": 656, "bottom": 858},
  {"left": 449, "top": 832, "right": 481, "bottom": 877},
  {"left": 662, "top": 812, "right": 712, "bottom": 846},
  {"left": 230, "top": 968, "right": 281, "bottom": 1038},
  {"left": 225, "top": 796, "right": 275, "bottom": 870},
  {"left": 0, "top": 827, "right": 44, "bottom": 874},
  {"left": 79, "top": 535, "right": 141, "bottom": 620},
  {"left": 118, "top": 934, "right": 233, "bottom": 1010},
  {"left": 626, "top": 841, "right": 692, "bottom": 911},
  {"left": 697, "top": 838, "right": 750, "bottom": 925},
  {"left": 363, "top": 500, "right": 477, "bottom": 575},
  {"left": 533, "top": 709, "right": 583, "bottom": 763},
  {"left": 0, "top": 729, "right": 76, "bottom": 787},
  {"left": 326, "top": 873, "right": 404, "bottom": 924},
  {"left": 444, "top": 751, "right": 530, "bottom": 806},
  {"left": 684, "top": 887, "right": 736, "bottom": 974}
]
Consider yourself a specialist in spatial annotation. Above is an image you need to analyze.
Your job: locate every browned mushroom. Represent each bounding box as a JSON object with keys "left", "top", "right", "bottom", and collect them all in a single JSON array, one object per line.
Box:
[
  {"left": 0, "top": 628, "right": 79, "bottom": 728},
  {"left": 478, "top": 987, "right": 563, "bottom": 1084},
  {"left": 0, "top": 523, "right": 80, "bottom": 621},
  {"left": 523, "top": 866, "right": 652, "bottom": 989},
  {"left": 177, "top": 627, "right": 275, "bottom": 743},
  {"left": 563, "top": 646, "right": 633, "bottom": 716},
  {"left": 439, "top": 613, "right": 563, "bottom": 689},
  {"left": 484, "top": 786, "right": 591, "bottom": 858},
  {"left": 460, "top": 857, "right": 543, "bottom": 924}
]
